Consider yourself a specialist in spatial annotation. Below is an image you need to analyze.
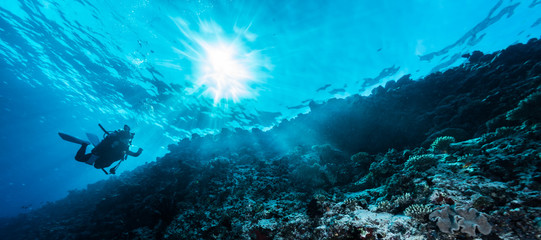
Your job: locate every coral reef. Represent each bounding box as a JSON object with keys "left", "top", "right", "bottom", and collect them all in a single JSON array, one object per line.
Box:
[{"left": 1, "top": 38, "right": 541, "bottom": 239}]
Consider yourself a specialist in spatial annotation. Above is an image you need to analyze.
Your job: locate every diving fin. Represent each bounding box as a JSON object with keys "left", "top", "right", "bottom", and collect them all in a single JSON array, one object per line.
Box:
[
  {"left": 86, "top": 133, "right": 100, "bottom": 147},
  {"left": 58, "top": 132, "right": 91, "bottom": 145}
]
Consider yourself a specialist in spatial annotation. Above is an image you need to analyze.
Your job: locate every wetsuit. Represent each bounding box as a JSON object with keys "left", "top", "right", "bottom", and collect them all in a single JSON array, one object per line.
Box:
[{"left": 75, "top": 130, "right": 140, "bottom": 169}]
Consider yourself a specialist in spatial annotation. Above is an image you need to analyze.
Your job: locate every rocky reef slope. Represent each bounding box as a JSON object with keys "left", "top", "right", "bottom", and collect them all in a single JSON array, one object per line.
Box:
[{"left": 1, "top": 38, "right": 540, "bottom": 240}]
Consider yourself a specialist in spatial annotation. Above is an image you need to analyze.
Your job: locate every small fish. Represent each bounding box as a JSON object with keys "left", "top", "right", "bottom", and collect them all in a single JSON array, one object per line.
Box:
[{"left": 463, "top": 162, "right": 473, "bottom": 168}]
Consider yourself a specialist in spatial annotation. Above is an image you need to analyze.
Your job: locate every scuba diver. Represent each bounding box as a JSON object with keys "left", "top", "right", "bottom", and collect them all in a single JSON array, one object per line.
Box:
[{"left": 59, "top": 124, "right": 143, "bottom": 174}]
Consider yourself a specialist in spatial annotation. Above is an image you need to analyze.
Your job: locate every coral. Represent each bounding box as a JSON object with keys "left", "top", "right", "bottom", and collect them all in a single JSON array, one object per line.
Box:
[
  {"left": 481, "top": 126, "right": 516, "bottom": 142},
  {"left": 369, "top": 155, "right": 399, "bottom": 179},
  {"left": 456, "top": 154, "right": 473, "bottom": 163},
  {"left": 429, "top": 205, "right": 460, "bottom": 234},
  {"left": 429, "top": 191, "right": 455, "bottom": 205},
  {"left": 312, "top": 144, "right": 348, "bottom": 166},
  {"left": 374, "top": 192, "right": 417, "bottom": 214},
  {"left": 354, "top": 172, "right": 376, "bottom": 188},
  {"left": 350, "top": 152, "right": 374, "bottom": 173},
  {"left": 290, "top": 163, "right": 327, "bottom": 189},
  {"left": 344, "top": 198, "right": 357, "bottom": 206},
  {"left": 506, "top": 91, "right": 541, "bottom": 123},
  {"left": 393, "top": 193, "right": 413, "bottom": 208},
  {"left": 313, "top": 193, "right": 326, "bottom": 202},
  {"left": 431, "top": 136, "right": 456, "bottom": 152},
  {"left": 314, "top": 209, "right": 419, "bottom": 239},
  {"left": 355, "top": 152, "right": 404, "bottom": 190},
  {"left": 376, "top": 200, "right": 393, "bottom": 213},
  {"left": 423, "top": 128, "right": 470, "bottom": 147},
  {"left": 472, "top": 195, "right": 495, "bottom": 212},
  {"left": 384, "top": 172, "right": 418, "bottom": 197},
  {"left": 404, "top": 204, "right": 432, "bottom": 222},
  {"left": 404, "top": 154, "right": 438, "bottom": 172},
  {"left": 429, "top": 205, "right": 492, "bottom": 237},
  {"left": 455, "top": 208, "right": 492, "bottom": 237}
]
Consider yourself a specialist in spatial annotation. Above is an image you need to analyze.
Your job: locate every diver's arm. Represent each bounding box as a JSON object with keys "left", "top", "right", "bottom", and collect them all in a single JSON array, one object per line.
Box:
[{"left": 127, "top": 148, "right": 143, "bottom": 157}]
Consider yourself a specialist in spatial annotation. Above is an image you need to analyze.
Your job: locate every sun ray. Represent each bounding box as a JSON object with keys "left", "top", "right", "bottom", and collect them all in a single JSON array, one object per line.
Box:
[{"left": 171, "top": 18, "right": 270, "bottom": 105}]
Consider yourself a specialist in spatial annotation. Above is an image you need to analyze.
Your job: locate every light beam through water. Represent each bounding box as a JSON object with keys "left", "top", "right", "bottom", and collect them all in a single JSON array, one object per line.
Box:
[{"left": 171, "top": 18, "right": 271, "bottom": 105}]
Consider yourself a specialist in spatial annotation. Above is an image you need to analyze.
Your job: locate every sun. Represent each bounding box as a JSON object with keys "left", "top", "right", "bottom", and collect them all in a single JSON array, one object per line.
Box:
[
  {"left": 198, "top": 41, "right": 253, "bottom": 104},
  {"left": 170, "top": 18, "right": 269, "bottom": 105}
]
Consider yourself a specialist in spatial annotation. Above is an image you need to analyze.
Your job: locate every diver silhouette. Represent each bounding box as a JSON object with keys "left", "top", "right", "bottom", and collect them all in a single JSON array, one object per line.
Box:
[{"left": 59, "top": 124, "right": 143, "bottom": 174}]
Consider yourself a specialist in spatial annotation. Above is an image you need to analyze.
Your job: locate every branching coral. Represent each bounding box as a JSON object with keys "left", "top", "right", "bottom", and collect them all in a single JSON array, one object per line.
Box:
[
  {"left": 404, "top": 204, "right": 432, "bottom": 221},
  {"left": 404, "top": 154, "right": 438, "bottom": 172},
  {"left": 376, "top": 200, "right": 392, "bottom": 212},
  {"left": 431, "top": 136, "right": 456, "bottom": 152},
  {"left": 393, "top": 193, "right": 413, "bottom": 208}
]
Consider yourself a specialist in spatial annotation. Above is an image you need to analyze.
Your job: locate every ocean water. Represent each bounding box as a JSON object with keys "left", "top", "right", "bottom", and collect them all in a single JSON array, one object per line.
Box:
[{"left": 0, "top": 0, "right": 539, "bottom": 221}]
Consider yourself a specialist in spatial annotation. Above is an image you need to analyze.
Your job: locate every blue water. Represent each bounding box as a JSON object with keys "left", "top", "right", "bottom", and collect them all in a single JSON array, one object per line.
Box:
[{"left": 0, "top": 0, "right": 539, "bottom": 218}]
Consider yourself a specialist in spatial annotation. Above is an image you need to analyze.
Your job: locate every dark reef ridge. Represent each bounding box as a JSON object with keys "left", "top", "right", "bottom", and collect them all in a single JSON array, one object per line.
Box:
[{"left": 1, "top": 38, "right": 541, "bottom": 239}]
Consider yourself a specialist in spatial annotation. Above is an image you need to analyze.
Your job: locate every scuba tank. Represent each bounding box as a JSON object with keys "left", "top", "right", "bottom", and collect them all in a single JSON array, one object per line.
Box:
[
  {"left": 92, "top": 127, "right": 133, "bottom": 159},
  {"left": 93, "top": 124, "right": 135, "bottom": 174}
]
